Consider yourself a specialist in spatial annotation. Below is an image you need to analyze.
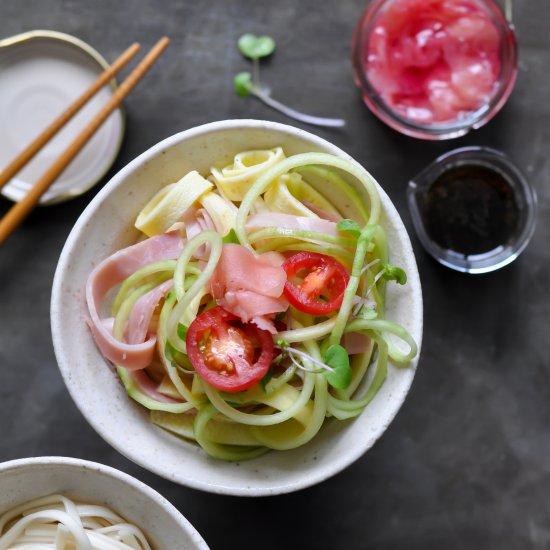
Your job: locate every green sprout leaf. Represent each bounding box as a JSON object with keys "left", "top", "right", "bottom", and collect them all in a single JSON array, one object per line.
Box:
[
  {"left": 238, "top": 33, "right": 276, "bottom": 60},
  {"left": 337, "top": 219, "right": 361, "bottom": 238},
  {"left": 383, "top": 264, "right": 407, "bottom": 285},
  {"left": 232, "top": 34, "right": 345, "bottom": 127},
  {"left": 323, "top": 344, "right": 352, "bottom": 390},
  {"left": 234, "top": 72, "right": 253, "bottom": 98},
  {"left": 222, "top": 228, "right": 240, "bottom": 244}
]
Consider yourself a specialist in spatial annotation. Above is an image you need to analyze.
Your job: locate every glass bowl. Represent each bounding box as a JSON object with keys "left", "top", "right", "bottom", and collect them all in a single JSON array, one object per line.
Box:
[
  {"left": 407, "top": 146, "right": 537, "bottom": 273},
  {"left": 351, "top": 0, "right": 518, "bottom": 140}
]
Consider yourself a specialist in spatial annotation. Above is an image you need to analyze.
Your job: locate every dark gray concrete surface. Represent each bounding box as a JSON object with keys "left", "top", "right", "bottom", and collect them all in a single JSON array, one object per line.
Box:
[{"left": 1, "top": 1, "right": 549, "bottom": 549}]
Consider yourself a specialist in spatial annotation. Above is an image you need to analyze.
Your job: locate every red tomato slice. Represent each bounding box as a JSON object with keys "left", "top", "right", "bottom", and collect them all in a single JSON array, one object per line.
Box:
[
  {"left": 186, "top": 306, "right": 273, "bottom": 393},
  {"left": 282, "top": 252, "right": 350, "bottom": 315}
]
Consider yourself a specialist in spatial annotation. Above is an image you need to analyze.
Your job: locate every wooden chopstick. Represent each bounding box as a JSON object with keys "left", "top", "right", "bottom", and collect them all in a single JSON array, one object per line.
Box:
[
  {"left": 0, "top": 42, "right": 141, "bottom": 192},
  {"left": 0, "top": 37, "right": 170, "bottom": 245}
]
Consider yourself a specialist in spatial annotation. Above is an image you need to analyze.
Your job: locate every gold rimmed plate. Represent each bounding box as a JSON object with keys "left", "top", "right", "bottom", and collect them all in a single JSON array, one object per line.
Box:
[{"left": 0, "top": 30, "right": 125, "bottom": 204}]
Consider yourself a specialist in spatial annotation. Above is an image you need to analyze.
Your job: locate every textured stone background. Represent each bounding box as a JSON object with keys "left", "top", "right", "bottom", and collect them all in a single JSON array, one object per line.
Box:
[{"left": 1, "top": 1, "right": 549, "bottom": 548}]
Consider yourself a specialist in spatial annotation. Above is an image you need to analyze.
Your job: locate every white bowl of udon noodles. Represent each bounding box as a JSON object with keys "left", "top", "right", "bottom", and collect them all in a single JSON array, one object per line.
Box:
[
  {"left": 0, "top": 456, "right": 208, "bottom": 549},
  {"left": 51, "top": 120, "right": 423, "bottom": 496}
]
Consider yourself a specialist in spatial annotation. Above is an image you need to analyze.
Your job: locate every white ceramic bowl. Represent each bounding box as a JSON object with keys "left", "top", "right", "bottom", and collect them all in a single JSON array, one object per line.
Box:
[
  {"left": 0, "top": 456, "right": 208, "bottom": 549},
  {"left": 51, "top": 120, "right": 423, "bottom": 496}
]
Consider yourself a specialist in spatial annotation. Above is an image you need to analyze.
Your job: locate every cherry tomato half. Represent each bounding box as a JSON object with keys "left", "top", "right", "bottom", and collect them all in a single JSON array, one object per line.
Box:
[
  {"left": 186, "top": 306, "right": 274, "bottom": 393},
  {"left": 282, "top": 252, "right": 350, "bottom": 315}
]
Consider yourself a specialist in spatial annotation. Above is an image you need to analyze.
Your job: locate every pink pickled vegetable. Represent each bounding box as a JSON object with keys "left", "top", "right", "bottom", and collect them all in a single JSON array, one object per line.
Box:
[
  {"left": 365, "top": 0, "right": 501, "bottom": 124},
  {"left": 211, "top": 244, "right": 289, "bottom": 332}
]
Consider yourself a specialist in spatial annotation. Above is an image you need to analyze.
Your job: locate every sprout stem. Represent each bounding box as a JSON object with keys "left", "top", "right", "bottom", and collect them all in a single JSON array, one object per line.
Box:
[
  {"left": 253, "top": 57, "right": 261, "bottom": 88},
  {"left": 275, "top": 344, "right": 335, "bottom": 373},
  {"left": 248, "top": 85, "right": 346, "bottom": 128}
]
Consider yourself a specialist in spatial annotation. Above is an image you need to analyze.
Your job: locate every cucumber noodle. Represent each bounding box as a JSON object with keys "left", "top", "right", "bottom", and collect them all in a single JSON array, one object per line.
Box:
[{"left": 92, "top": 147, "right": 418, "bottom": 461}]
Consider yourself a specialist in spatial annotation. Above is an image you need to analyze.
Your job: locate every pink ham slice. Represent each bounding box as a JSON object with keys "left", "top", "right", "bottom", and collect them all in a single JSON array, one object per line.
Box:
[
  {"left": 300, "top": 199, "right": 342, "bottom": 223},
  {"left": 126, "top": 279, "right": 174, "bottom": 345},
  {"left": 99, "top": 317, "right": 183, "bottom": 403},
  {"left": 343, "top": 332, "right": 372, "bottom": 355},
  {"left": 210, "top": 244, "right": 289, "bottom": 332},
  {"left": 130, "top": 370, "right": 183, "bottom": 404},
  {"left": 86, "top": 232, "right": 183, "bottom": 370},
  {"left": 182, "top": 207, "right": 215, "bottom": 260}
]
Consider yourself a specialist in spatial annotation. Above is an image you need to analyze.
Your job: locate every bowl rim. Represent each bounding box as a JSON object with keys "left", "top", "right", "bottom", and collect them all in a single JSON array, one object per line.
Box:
[
  {"left": 51, "top": 119, "right": 423, "bottom": 495},
  {"left": 0, "top": 456, "right": 209, "bottom": 548}
]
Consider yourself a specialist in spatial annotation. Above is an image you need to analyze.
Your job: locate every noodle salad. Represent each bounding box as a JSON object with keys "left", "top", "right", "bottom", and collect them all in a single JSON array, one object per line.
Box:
[{"left": 86, "top": 147, "right": 417, "bottom": 461}]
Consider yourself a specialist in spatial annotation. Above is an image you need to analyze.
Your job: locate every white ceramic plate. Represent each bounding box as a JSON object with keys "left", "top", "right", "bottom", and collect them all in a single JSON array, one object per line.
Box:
[
  {"left": 0, "top": 456, "right": 208, "bottom": 549},
  {"left": 51, "top": 120, "right": 423, "bottom": 496},
  {"left": 0, "top": 30, "right": 124, "bottom": 204}
]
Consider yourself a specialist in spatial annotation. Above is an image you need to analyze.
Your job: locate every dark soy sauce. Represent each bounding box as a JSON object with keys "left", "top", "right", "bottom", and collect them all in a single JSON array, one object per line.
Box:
[{"left": 421, "top": 164, "right": 520, "bottom": 256}]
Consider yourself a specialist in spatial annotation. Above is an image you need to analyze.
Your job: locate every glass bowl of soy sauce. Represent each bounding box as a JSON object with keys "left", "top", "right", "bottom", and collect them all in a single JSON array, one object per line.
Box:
[{"left": 407, "top": 146, "right": 537, "bottom": 273}]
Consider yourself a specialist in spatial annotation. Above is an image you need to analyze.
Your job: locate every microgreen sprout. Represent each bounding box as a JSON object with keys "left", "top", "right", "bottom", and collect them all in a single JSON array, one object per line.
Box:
[
  {"left": 382, "top": 264, "right": 407, "bottom": 285},
  {"left": 351, "top": 258, "right": 381, "bottom": 317},
  {"left": 323, "top": 344, "right": 352, "bottom": 389},
  {"left": 238, "top": 33, "right": 275, "bottom": 86},
  {"left": 276, "top": 339, "right": 334, "bottom": 374},
  {"left": 234, "top": 33, "right": 345, "bottom": 128},
  {"left": 353, "top": 268, "right": 386, "bottom": 317},
  {"left": 275, "top": 339, "right": 352, "bottom": 390},
  {"left": 352, "top": 262, "right": 407, "bottom": 317}
]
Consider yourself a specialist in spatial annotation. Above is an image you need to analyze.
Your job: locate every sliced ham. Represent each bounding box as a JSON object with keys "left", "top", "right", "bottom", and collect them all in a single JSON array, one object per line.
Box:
[
  {"left": 182, "top": 207, "right": 215, "bottom": 260},
  {"left": 210, "top": 244, "right": 289, "bottom": 332},
  {"left": 300, "top": 199, "right": 343, "bottom": 223},
  {"left": 86, "top": 232, "right": 183, "bottom": 370},
  {"left": 130, "top": 370, "right": 183, "bottom": 403},
  {"left": 127, "top": 280, "right": 173, "bottom": 345},
  {"left": 343, "top": 332, "right": 372, "bottom": 355}
]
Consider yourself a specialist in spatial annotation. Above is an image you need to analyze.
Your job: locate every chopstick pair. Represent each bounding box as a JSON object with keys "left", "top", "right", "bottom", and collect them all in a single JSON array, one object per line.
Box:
[{"left": 0, "top": 36, "right": 171, "bottom": 245}]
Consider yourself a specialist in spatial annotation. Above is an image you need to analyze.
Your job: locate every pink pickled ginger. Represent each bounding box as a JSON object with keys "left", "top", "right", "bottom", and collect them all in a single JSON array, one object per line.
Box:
[{"left": 210, "top": 244, "right": 289, "bottom": 332}]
